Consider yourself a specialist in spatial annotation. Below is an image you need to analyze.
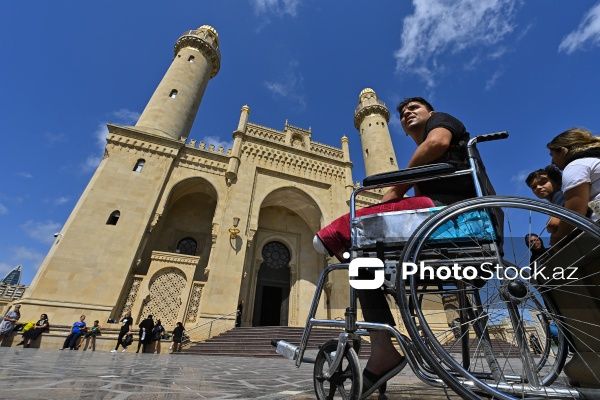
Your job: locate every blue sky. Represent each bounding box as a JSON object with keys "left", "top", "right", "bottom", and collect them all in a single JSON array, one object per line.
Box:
[{"left": 1, "top": 0, "right": 600, "bottom": 285}]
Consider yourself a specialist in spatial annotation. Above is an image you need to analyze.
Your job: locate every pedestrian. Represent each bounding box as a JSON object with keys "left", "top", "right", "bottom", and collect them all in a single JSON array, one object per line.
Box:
[
  {"left": 151, "top": 319, "right": 165, "bottom": 353},
  {"left": 110, "top": 311, "right": 133, "bottom": 353},
  {"left": 529, "top": 334, "right": 542, "bottom": 354},
  {"left": 17, "top": 313, "right": 49, "bottom": 348},
  {"left": 235, "top": 300, "right": 244, "bottom": 327},
  {"left": 0, "top": 304, "right": 21, "bottom": 341},
  {"left": 170, "top": 322, "right": 185, "bottom": 353},
  {"left": 79, "top": 319, "right": 101, "bottom": 350},
  {"left": 136, "top": 314, "right": 154, "bottom": 353},
  {"left": 60, "top": 315, "right": 86, "bottom": 350}
]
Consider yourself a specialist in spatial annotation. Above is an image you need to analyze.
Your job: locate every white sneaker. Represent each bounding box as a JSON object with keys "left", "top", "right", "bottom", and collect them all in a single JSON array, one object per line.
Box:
[
  {"left": 122, "top": 348, "right": 127, "bottom": 352},
  {"left": 110, "top": 350, "right": 117, "bottom": 353}
]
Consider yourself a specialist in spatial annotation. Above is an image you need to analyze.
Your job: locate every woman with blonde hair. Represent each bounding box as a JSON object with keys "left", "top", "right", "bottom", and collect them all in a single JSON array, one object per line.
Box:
[{"left": 547, "top": 127, "right": 600, "bottom": 243}]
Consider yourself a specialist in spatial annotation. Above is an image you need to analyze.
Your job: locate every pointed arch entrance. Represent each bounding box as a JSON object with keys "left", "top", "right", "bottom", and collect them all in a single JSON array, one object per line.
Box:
[{"left": 252, "top": 241, "right": 291, "bottom": 326}]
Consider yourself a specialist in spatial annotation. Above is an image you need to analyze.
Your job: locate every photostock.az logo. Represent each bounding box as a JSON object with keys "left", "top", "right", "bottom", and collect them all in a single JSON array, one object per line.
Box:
[{"left": 349, "top": 257, "right": 384, "bottom": 289}]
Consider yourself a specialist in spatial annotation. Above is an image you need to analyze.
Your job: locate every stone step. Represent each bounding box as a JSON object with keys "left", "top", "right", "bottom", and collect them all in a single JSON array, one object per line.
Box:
[{"left": 183, "top": 326, "right": 372, "bottom": 358}]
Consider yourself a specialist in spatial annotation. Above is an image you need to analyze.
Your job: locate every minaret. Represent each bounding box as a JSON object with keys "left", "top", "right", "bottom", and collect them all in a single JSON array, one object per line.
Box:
[
  {"left": 353, "top": 88, "right": 398, "bottom": 177},
  {"left": 136, "top": 25, "right": 221, "bottom": 140}
]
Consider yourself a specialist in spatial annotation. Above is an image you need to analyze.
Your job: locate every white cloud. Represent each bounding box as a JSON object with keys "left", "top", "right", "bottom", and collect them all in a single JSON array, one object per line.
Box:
[
  {"left": 0, "top": 203, "right": 7, "bottom": 215},
  {"left": 251, "top": 0, "right": 301, "bottom": 16},
  {"left": 264, "top": 60, "right": 306, "bottom": 109},
  {"left": 559, "top": 2, "right": 600, "bottom": 54},
  {"left": 83, "top": 108, "right": 140, "bottom": 172},
  {"left": 112, "top": 109, "right": 141, "bottom": 123},
  {"left": 11, "top": 247, "right": 46, "bottom": 271},
  {"left": 511, "top": 170, "right": 529, "bottom": 184},
  {"left": 54, "top": 196, "right": 69, "bottom": 206},
  {"left": 485, "top": 70, "right": 503, "bottom": 90},
  {"left": 0, "top": 262, "right": 14, "bottom": 276},
  {"left": 81, "top": 154, "right": 103, "bottom": 173},
  {"left": 21, "top": 220, "right": 62, "bottom": 244},
  {"left": 45, "top": 132, "right": 66, "bottom": 146},
  {"left": 197, "top": 136, "right": 234, "bottom": 153},
  {"left": 394, "top": 0, "right": 519, "bottom": 88},
  {"left": 17, "top": 172, "right": 33, "bottom": 179}
]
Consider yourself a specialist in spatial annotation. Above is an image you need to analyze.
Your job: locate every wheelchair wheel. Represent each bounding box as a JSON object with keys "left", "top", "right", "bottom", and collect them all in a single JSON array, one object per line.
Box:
[
  {"left": 314, "top": 339, "right": 362, "bottom": 400},
  {"left": 396, "top": 196, "right": 600, "bottom": 399}
]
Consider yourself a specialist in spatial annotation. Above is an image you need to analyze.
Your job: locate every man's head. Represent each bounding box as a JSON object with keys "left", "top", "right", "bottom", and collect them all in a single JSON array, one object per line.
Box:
[
  {"left": 525, "top": 165, "right": 562, "bottom": 201},
  {"left": 525, "top": 234, "right": 543, "bottom": 250},
  {"left": 396, "top": 97, "right": 435, "bottom": 140},
  {"left": 80, "top": 315, "right": 86, "bottom": 321},
  {"left": 148, "top": 315, "right": 153, "bottom": 320}
]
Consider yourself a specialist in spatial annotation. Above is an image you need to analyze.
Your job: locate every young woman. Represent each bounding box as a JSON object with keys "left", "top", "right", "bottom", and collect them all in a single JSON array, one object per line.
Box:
[
  {"left": 170, "top": 322, "right": 185, "bottom": 353},
  {"left": 17, "top": 313, "right": 49, "bottom": 348},
  {"left": 110, "top": 311, "right": 133, "bottom": 353},
  {"left": 151, "top": 319, "right": 165, "bottom": 354},
  {"left": 547, "top": 128, "right": 600, "bottom": 244}
]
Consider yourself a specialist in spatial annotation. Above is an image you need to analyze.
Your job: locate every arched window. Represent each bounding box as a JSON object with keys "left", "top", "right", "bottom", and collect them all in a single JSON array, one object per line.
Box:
[
  {"left": 188, "top": 55, "right": 195, "bottom": 62},
  {"left": 133, "top": 159, "right": 145, "bottom": 172},
  {"left": 107, "top": 210, "right": 120, "bottom": 225},
  {"left": 261, "top": 241, "right": 291, "bottom": 269},
  {"left": 176, "top": 237, "right": 197, "bottom": 255},
  {"left": 169, "top": 89, "right": 178, "bottom": 98}
]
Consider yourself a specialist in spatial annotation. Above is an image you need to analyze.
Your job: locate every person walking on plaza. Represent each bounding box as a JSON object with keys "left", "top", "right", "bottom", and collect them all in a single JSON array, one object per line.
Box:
[
  {"left": 151, "top": 319, "right": 165, "bottom": 354},
  {"left": 17, "top": 313, "right": 49, "bottom": 348},
  {"left": 136, "top": 314, "right": 154, "bottom": 353},
  {"left": 0, "top": 304, "right": 21, "bottom": 341},
  {"left": 60, "top": 315, "right": 86, "bottom": 350},
  {"left": 170, "top": 322, "right": 185, "bottom": 353},
  {"left": 111, "top": 311, "right": 133, "bottom": 353}
]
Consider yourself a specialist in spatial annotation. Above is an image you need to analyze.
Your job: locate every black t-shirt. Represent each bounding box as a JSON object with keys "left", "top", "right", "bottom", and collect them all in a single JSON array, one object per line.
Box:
[
  {"left": 415, "top": 112, "right": 475, "bottom": 201},
  {"left": 120, "top": 316, "right": 133, "bottom": 333}
]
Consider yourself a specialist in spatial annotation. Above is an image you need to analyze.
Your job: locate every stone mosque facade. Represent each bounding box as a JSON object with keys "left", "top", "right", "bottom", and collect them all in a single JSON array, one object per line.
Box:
[{"left": 19, "top": 25, "right": 402, "bottom": 337}]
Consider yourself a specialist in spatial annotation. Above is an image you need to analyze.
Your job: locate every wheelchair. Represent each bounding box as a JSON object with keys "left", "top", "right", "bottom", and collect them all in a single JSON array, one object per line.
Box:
[{"left": 273, "top": 132, "right": 600, "bottom": 399}]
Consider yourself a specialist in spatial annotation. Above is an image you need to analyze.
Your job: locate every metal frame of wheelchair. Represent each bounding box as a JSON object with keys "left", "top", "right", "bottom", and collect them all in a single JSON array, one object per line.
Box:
[{"left": 272, "top": 132, "right": 600, "bottom": 400}]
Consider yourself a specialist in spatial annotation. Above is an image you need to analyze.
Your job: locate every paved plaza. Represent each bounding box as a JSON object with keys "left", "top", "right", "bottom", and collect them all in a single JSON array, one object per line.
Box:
[{"left": 0, "top": 347, "right": 461, "bottom": 399}]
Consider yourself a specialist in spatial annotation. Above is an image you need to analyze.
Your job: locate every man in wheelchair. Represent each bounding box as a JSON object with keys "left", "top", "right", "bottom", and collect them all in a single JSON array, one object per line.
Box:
[{"left": 313, "top": 97, "right": 478, "bottom": 392}]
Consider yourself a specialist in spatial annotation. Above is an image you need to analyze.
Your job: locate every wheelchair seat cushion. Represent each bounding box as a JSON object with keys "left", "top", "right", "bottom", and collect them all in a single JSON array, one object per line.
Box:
[
  {"left": 352, "top": 206, "right": 496, "bottom": 248},
  {"left": 317, "top": 196, "right": 436, "bottom": 261}
]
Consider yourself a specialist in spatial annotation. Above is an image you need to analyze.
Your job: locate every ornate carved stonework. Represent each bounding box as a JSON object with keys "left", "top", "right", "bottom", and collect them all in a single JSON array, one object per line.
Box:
[
  {"left": 119, "top": 277, "right": 143, "bottom": 316},
  {"left": 185, "top": 283, "right": 204, "bottom": 324},
  {"left": 174, "top": 31, "right": 221, "bottom": 78},
  {"left": 140, "top": 268, "right": 187, "bottom": 326}
]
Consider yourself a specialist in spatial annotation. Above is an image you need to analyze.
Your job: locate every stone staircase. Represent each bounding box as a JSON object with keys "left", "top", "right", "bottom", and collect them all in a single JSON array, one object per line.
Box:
[
  {"left": 442, "top": 338, "right": 519, "bottom": 355},
  {"left": 183, "top": 326, "right": 372, "bottom": 358}
]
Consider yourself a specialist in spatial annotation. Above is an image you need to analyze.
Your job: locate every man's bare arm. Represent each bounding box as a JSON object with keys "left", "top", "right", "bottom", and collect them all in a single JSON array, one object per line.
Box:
[{"left": 381, "top": 128, "right": 452, "bottom": 202}]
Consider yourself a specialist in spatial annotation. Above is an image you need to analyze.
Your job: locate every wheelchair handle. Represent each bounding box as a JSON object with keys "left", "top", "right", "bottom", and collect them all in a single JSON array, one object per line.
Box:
[{"left": 471, "top": 131, "right": 509, "bottom": 145}]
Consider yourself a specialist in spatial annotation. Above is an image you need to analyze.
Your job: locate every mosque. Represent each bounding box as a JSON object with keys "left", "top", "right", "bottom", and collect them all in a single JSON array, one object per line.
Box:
[{"left": 18, "top": 25, "right": 406, "bottom": 336}]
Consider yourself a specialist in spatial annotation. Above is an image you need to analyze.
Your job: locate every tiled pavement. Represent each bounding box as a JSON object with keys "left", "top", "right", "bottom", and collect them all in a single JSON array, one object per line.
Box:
[{"left": 0, "top": 347, "right": 460, "bottom": 399}]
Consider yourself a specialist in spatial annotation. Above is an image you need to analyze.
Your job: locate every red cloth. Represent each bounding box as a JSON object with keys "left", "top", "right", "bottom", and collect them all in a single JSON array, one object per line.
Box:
[{"left": 317, "top": 196, "right": 436, "bottom": 261}]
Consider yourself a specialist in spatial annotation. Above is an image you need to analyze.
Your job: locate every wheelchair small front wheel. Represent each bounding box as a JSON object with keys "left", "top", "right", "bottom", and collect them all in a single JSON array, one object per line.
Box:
[{"left": 314, "top": 339, "right": 362, "bottom": 400}]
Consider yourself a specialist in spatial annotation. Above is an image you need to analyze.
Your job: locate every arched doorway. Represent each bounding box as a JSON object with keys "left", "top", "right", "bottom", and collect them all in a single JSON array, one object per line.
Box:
[{"left": 253, "top": 241, "right": 291, "bottom": 326}]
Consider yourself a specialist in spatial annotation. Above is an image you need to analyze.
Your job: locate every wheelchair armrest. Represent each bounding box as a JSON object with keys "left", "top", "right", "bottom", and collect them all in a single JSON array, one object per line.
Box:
[{"left": 362, "top": 163, "right": 457, "bottom": 187}]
